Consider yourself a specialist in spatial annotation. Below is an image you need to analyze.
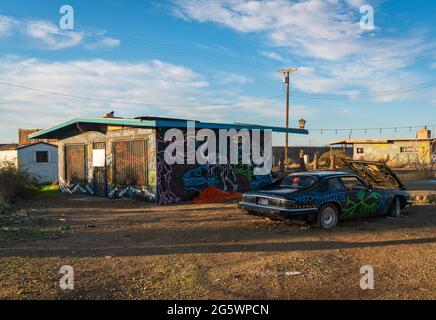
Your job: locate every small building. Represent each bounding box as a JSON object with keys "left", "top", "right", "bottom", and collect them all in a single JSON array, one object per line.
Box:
[
  {"left": 0, "top": 142, "right": 58, "bottom": 183},
  {"left": 330, "top": 127, "right": 436, "bottom": 167},
  {"left": 29, "top": 115, "right": 308, "bottom": 204}
]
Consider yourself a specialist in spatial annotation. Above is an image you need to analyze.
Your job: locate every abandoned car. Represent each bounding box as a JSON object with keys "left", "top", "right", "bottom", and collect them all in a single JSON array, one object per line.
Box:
[{"left": 238, "top": 160, "right": 412, "bottom": 229}]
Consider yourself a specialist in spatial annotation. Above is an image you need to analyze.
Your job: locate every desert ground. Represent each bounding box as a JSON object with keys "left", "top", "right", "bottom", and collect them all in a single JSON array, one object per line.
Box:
[{"left": 0, "top": 185, "right": 435, "bottom": 300}]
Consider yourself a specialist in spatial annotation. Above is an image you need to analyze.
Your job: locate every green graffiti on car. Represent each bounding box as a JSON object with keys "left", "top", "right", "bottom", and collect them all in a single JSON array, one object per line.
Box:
[{"left": 343, "top": 191, "right": 382, "bottom": 217}]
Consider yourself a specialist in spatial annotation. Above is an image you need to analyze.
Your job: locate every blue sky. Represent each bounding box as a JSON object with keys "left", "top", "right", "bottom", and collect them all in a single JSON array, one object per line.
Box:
[{"left": 0, "top": 0, "right": 435, "bottom": 145}]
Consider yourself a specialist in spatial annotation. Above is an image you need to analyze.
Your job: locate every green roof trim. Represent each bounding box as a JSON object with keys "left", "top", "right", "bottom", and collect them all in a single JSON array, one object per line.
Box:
[{"left": 29, "top": 117, "right": 308, "bottom": 139}]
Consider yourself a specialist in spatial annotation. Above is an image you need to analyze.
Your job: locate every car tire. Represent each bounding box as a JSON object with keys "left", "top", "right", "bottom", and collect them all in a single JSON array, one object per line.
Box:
[
  {"left": 317, "top": 204, "right": 339, "bottom": 229},
  {"left": 388, "top": 197, "right": 401, "bottom": 218}
]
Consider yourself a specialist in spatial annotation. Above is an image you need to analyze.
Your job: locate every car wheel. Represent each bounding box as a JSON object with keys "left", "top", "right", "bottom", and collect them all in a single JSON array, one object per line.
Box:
[
  {"left": 388, "top": 197, "right": 401, "bottom": 218},
  {"left": 317, "top": 204, "right": 339, "bottom": 229}
]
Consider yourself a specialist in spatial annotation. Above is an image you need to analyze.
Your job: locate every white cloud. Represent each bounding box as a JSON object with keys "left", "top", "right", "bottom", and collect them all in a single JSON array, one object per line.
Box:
[
  {"left": 172, "top": 0, "right": 435, "bottom": 103},
  {"left": 0, "top": 14, "right": 120, "bottom": 50},
  {"left": 0, "top": 15, "right": 16, "bottom": 36},
  {"left": 260, "top": 51, "right": 284, "bottom": 62},
  {"left": 173, "top": 0, "right": 364, "bottom": 61},
  {"left": 216, "top": 72, "right": 253, "bottom": 84},
  {"left": 0, "top": 57, "right": 307, "bottom": 141},
  {"left": 25, "top": 20, "right": 83, "bottom": 50}
]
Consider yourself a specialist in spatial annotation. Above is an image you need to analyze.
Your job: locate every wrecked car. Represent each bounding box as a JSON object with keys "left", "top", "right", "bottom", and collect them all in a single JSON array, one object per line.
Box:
[{"left": 238, "top": 160, "right": 412, "bottom": 229}]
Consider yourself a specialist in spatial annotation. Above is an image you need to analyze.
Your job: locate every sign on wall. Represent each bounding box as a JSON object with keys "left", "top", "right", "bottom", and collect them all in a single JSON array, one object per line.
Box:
[{"left": 92, "top": 149, "right": 106, "bottom": 167}]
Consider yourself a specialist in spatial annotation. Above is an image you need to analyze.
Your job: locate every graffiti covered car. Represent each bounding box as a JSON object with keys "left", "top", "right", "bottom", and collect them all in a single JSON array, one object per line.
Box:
[{"left": 238, "top": 160, "right": 413, "bottom": 229}]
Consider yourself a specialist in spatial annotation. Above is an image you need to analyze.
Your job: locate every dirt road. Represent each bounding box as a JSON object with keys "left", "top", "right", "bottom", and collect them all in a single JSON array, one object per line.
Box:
[{"left": 0, "top": 194, "right": 435, "bottom": 299}]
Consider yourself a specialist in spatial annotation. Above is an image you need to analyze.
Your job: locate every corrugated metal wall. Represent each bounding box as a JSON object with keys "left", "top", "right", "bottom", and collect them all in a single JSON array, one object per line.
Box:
[
  {"left": 113, "top": 140, "right": 148, "bottom": 186},
  {"left": 65, "top": 145, "right": 86, "bottom": 182}
]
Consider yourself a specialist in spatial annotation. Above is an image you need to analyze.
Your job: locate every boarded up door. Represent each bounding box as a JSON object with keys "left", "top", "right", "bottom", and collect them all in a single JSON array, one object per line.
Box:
[
  {"left": 113, "top": 140, "right": 148, "bottom": 187},
  {"left": 93, "top": 142, "right": 107, "bottom": 197},
  {"left": 65, "top": 145, "right": 86, "bottom": 183}
]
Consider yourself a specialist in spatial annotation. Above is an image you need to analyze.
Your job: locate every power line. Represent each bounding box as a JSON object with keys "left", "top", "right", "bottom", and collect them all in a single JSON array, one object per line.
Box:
[
  {"left": 0, "top": 15, "right": 278, "bottom": 70},
  {"left": 1, "top": 15, "right": 435, "bottom": 101},
  {"left": 306, "top": 125, "right": 436, "bottom": 133},
  {"left": 290, "top": 81, "right": 436, "bottom": 100},
  {"left": 0, "top": 80, "right": 281, "bottom": 108}
]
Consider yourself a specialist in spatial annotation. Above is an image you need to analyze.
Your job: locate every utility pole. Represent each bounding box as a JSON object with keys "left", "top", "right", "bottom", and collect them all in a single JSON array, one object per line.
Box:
[{"left": 280, "top": 68, "right": 298, "bottom": 166}]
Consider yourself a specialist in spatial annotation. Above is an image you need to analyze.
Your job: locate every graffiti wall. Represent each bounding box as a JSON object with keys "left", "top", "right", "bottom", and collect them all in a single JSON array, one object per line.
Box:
[
  {"left": 58, "top": 127, "right": 157, "bottom": 201},
  {"left": 156, "top": 127, "right": 272, "bottom": 205},
  {"left": 56, "top": 125, "right": 274, "bottom": 204}
]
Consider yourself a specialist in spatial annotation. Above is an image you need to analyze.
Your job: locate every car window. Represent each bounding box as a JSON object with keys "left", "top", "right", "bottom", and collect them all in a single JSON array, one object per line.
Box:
[
  {"left": 323, "top": 177, "right": 346, "bottom": 192},
  {"left": 341, "top": 177, "right": 367, "bottom": 191},
  {"left": 280, "top": 175, "right": 317, "bottom": 190}
]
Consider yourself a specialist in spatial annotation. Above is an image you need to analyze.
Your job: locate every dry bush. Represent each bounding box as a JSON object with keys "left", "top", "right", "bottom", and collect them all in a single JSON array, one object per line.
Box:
[
  {"left": 318, "top": 149, "right": 349, "bottom": 169},
  {"left": 0, "top": 161, "right": 38, "bottom": 209},
  {"left": 413, "top": 161, "right": 436, "bottom": 180}
]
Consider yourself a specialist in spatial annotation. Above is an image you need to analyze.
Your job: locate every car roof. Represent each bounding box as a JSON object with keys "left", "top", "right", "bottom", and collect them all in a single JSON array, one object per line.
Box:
[{"left": 287, "top": 171, "right": 354, "bottom": 178}]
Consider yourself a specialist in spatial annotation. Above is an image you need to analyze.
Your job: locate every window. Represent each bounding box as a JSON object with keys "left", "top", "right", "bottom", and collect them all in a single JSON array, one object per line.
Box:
[
  {"left": 280, "top": 175, "right": 317, "bottom": 190},
  {"left": 356, "top": 148, "right": 364, "bottom": 154},
  {"left": 35, "top": 151, "right": 48, "bottom": 163},
  {"left": 323, "top": 177, "right": 346, "bottom": 192},
  {"left": 341, "top": 176, "right": 367, "bottom": 191}
]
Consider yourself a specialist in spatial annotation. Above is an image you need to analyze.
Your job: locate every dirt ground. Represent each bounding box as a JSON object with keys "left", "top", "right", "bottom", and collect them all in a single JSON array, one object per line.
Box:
[{"left": 0, "top": 192, "right": 435, "bottom": 300}]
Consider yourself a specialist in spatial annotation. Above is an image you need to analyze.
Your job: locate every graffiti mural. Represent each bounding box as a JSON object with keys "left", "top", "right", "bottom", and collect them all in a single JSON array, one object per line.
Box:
[
  {"left": 59, "top": 178, "right": 94, "bottom": 195},
  {"left": 343, "top": 191, "right": 383, "bottom": 217},
  {"left": 292, "top": 191, "right": 347, "bottom": 207},
  {"left": 183, "top": 163, "right": 238, "bottom": 192},
  {"left": 156, "top": 127, "right": 272, "bottom": 204},
  {"left": 56, "top": 125, "right": 274, "bottom": 205},
  {"left": 108, "top": 185, "right": 155, "bottom": 201}
]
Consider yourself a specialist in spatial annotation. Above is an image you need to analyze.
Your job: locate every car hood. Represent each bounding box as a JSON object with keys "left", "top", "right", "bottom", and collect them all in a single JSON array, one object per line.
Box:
[{"left": 343, "top": 160, "right": 404, "bottom": 189}]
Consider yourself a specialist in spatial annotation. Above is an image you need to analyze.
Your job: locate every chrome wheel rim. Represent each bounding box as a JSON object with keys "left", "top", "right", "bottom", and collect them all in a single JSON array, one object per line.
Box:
[{"left": 321, "top": 207, "right": 336, "bottom": 228}]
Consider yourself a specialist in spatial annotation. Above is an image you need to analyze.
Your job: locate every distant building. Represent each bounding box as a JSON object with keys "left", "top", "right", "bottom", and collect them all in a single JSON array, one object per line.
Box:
[
  {"left": 0, "top": 142, "right": 58, "bottom": 183},
  {"left": 330, "top": 127, "right": 436, "bottom": 167},
  {"left": 18, "top": 129, "right": 58, "bottom": 146}
]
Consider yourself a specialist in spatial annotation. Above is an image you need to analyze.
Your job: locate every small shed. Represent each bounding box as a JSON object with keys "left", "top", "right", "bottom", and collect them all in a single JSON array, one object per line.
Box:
[{"left": 0, "top": 142, "right": 58, "bottom": 183}]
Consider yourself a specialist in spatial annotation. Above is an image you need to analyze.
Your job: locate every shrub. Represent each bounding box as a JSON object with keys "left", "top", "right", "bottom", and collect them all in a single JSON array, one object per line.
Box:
[
  {"left": 318, "top": 149, "right": 349, "bottom": 168},
  {"left": 0, "top": 162, "right": 38, "bottom": 208}
]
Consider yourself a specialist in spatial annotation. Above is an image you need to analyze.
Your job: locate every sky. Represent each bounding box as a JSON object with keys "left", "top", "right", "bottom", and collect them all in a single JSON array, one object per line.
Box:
[{"left": 0, "top": 0, "right": 435, "bottom": 146}]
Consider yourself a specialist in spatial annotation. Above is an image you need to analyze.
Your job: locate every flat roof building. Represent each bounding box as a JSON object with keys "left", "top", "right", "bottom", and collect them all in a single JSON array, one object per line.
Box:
[
  {"left": 330, "top": 127, "right": 436, "bottom": 167},
  {"left": 31, "top": 115, "right": 308, "bottom": 204}
]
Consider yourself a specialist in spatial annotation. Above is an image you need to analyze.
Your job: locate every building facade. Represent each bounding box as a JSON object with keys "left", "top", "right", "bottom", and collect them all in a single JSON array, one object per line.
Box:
[
  {"left": 30, "top": 116, "right": 308, "bottom": 204},
  {"left": 330, "top": 128, "right": 436, "bottom": 167}
]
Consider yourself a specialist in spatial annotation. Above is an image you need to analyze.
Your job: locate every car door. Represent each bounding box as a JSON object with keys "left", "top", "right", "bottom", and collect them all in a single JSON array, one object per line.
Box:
[
  {"left": 320, "top": 177, "right": 348, "bottom": 209},
  {"left": 340, "top": 176, "right": 386, "bottom": 218}
]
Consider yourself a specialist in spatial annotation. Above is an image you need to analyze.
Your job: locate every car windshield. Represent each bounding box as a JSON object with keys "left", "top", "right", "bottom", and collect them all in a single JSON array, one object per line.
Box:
[{"left": 279, "top": 175, "right": 317, "bottom": 190}]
